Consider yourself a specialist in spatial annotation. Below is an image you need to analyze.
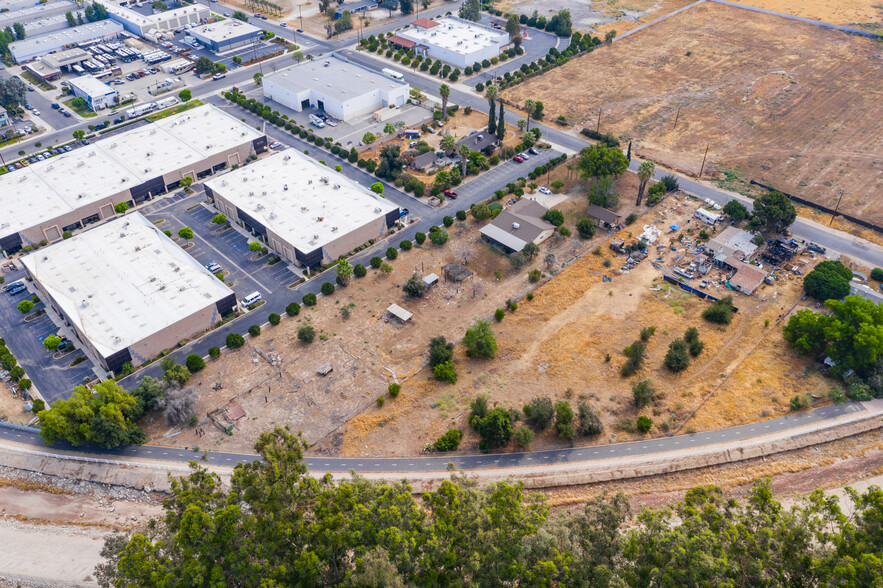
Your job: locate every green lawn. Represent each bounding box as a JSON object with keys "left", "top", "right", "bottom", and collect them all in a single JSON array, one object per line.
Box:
[
  {"left": 63, "top": 97, "right": 97, "bottom": 118},
  {"left": 20, "top": 70, "right": 54, "bottom": 91},
  {"left": 145, "top": 99, "right": 203, "bottom": 122}
]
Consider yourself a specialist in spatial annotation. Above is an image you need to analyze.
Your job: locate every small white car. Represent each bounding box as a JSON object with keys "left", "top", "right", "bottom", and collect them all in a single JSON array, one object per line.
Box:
[{"left": 538, "top": 186, "right": 552, "bottom": 195}]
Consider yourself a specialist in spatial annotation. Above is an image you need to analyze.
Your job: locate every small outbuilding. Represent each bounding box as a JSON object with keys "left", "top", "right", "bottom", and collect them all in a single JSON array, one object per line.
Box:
[
  {"left": 586, "top": 204, "right": 622, "bottom": 229},
  {"left": 442, "top": 262, "right": 473, "bottom": 283},
  {"left": 386, "top": 303, "right": 413, "bottom": 323},
  {"left": 423, "top": 273, "right": 439, "bottom": 290},
  {"left": 410, "top": 151, "right": 439, "bottom": 172}
]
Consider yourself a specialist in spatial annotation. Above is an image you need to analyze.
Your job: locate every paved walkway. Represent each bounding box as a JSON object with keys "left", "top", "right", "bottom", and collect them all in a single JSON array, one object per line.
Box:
[{"left": 0, "top": 402, "right": 870, "bottom": 473}]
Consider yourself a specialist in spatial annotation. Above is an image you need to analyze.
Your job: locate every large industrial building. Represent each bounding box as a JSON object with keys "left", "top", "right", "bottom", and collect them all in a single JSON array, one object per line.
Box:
[
  {"left": 9, "top": 19, "right": 123, "bottom": 62},
  {"left": 262, "top": 54, "right": 410, "bottom": 121},
  {"left": 21, "top": 213, "right": 236, "bottom": 372},
  {"left": 0, "top": 105, "right": 267, "bottom": 254},
  {"left": 67, "top": 75, "right": 118, "bottom": 110},
  {"left": 0, "top": 0, "right": 75, "bottom": 31},
  {"left": 205, "top": 150, "right": 399, "bottom": 268},
  {"left": 103, "top": 1, "right": 209, "bottom": 36},
  {"left": 396, "top": 17, "right": 508, "bottom": 67},
  {"left": 189, "top": 19, "right": 262, "bottom": 52}
]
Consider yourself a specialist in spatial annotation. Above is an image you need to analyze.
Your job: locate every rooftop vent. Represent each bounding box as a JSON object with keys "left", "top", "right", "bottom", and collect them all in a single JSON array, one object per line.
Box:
[
  {"left": 283, "top": 184, "right": 288, "bottom": 191},
  {"left": 331, "top": 226, "right": 338, "bottom": 232}
]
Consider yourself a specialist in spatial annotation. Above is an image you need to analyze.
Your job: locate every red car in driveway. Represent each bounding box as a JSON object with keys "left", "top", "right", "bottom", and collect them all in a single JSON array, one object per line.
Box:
[
  {"left": 513, "top": 155, "right": 524, "bottom": 163},
  {"left": 443, "top": 189, "right": 459, "bottom": 199}
]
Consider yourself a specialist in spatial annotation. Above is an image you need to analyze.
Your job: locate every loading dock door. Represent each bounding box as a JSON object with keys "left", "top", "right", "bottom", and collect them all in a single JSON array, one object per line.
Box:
[
  {"left": 44, "top": 226, "right": 62, "bottom": 242},
  {"left": 300, "top": 99, "right": 310, "bottom": 110}
]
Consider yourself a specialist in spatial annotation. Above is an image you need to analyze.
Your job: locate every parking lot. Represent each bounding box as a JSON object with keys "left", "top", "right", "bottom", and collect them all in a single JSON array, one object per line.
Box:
[
  {"left": 139, "top": 189, "right": 304, "bottom": 311},
  {"left": 0, "top": 268, "right": 97, "bottom": 404}
]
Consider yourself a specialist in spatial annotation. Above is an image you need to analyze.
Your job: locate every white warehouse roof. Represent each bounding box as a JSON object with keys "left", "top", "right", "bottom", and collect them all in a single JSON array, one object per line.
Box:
[
  {"left": 21, "top": 212, "right": 234, "bottom": 358},
  {"left": 399, "top": 16, "right": 507, "bottom": 55},
  {"left": 205, "top": 149, "right": 397, "bottom": 252},
  {"left": 264, "top": 55, "right": 409, "bottom": 104},
  {"left": 190, "top": 18, "right": 261, "bottom": 43},
  {"left": 68, "top": 74, "right": 117, "bottom": 98},
  {"left": 0, "top": 105, "right": 264, "bottom": 241}
]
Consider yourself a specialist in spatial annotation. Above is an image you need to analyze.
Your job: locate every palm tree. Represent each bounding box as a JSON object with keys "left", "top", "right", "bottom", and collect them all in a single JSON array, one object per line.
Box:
[
  {"left": 439, "top": 83, "right": 450, "bottom": 120},
  {"left": 523, "top": 99, "right": 536, "bottom": 132},
  {"left": 516, "top": 119, "right": 526, "bottom": 133},
  {"left": 636, "top": 161, "right": 656, "bottom": 206},
  {"left": 459, "top": 145, "right": 470, "bottom": 178},
  {"left": 440, "top": 133, "right": 456, "bottom": 154},
  {"left": 485, "top": 83, "right": 498, "bottom": 135}
]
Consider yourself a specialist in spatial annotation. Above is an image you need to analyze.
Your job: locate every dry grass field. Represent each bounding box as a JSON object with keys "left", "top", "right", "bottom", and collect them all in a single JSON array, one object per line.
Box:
[{"left": 506, "top": 2, "right": 883, "bottom": 225}]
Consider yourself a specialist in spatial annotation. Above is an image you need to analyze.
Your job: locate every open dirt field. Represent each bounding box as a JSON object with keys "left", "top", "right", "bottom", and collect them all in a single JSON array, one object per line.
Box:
[
  {"left": 505, "top": 2, "right": 883, "bottom": 225},
  {"left": 495, "top": 0, "right": 695, "bottom": 34},
  {"left": 736, "top": 0, "right": 882, "bottom": 25},
  {"left": 333, "top": 189, "right": 833, "bottom": 456}
]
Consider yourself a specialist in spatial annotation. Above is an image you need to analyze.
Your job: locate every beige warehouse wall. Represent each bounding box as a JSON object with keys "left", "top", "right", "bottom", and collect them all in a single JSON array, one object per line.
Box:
[{"left": 126, "top": 303, "right": 219, "bottom": 367}]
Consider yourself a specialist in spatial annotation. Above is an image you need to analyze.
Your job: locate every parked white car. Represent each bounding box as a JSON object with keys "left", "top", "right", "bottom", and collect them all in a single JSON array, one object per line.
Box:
[{"left": 538, "top": 186, "right": 552, "bottom": 195}]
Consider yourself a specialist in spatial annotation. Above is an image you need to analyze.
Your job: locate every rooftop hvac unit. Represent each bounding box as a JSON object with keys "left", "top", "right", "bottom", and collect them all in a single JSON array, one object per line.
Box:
[
  {"left": 119, "top": 232, "right": 126, "bottom": 238},
  {"left": 331, "top": 227, "right": 338, "bottom": 232},
  {"left": 512, "top": 222, "right": 520, "bottom": 229},
  {"left": 77, "top": 161, "right": 85, "bottom": 167},
  {"left": 150, "top": 277, "right": 156, "bottom": 281},
  {"left": 77, "top": 193, "right": 85, "bottom": 199},
  {"left": 283, "top": 184, "right": 288, "bottom": 191},
  {"left": 374, "top": 207, "right": 381, "bottom": 213},
  {"left": 283, "top": 155, "right": 290, "bottom": 161},
  {"left": 135, "top": 246, "right": 141, "bottom": 251},
  {"left": 301, "top": 206, "right": 308, "bottom": 211},
  {"left": 256, "top": 203, "right": 264, "bottom": 210},
  {"left": 313, "top": 234, "right": 319, "bottom": 239},
  {"left": 333, "top": 184, "right": 340, "bottom": 189}
]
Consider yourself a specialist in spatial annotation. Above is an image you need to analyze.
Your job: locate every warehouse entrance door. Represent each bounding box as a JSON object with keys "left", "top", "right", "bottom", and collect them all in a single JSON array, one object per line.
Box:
[
  {"left": 317, "top": 100, "right": 324, "bottom": 111},
  {"left": 300, "top": 99, "right": 310, "bottom": 109}
]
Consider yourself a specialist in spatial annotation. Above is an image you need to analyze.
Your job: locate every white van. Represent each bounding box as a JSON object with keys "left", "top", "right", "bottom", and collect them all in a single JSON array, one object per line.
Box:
[
  {"left": 382, "top": 67, "right": 404, "bottom": 81},
  {"left": 241, "top": 291, "right": 262, "bottom": 307},
  {"left": 309, "top": 113, "right": 325, "bottom": 128}
]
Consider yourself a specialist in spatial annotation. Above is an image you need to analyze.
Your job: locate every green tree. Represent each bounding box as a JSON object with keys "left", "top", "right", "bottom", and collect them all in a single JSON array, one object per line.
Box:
[
  {"left": 403, "top": 273, "right": 427, "bottom": 298},
  {"left": 132, "top": 375, "right": 165, "bottom": 412},
  {"left": 194, "top": 55, "right": 214, "bottom": 74},
  {"left": 632, "top": 379, "right": 655, "bottom": 408},
  {"left": 433, "top": 360, "right": 457, "bottom": 384},
  {"left": 497, "top": 99, "right": 506, "bottom": 142},
  {"left": 72, "top": 129, "right": 85, "bottom": 143},
  {"left": 523, "top": 99, "right": 536, "bottom": 132},
  {"left": 335, "top": 259, "right": 354, "bottom": 286},
  {"left": 0, "top": 77, "right": 27, "bottom": 110},
  {"left": 458, "top": 0, "right": 480, "bottom": 21},
  {"left": 180, "top": 176, "right": 193, "bottom": 191},
  {"left": 470, "top": 406, "right": 513, "bottom": 449},
  {"left": 151, "top": 0, "right": 168, "bottom": 11},
  {"left": 463, "top": 318, "right": 497, "bottom": 358},
  {"left": 185, "top": 354, "right": 205, "bottom": 372},
  {"left": 399, "top": 0, "right": 413, "bottom": 14},
  {"left": 178, "top": 89, "right": 192, "bottom": 102},
  {"left": 212, "top": 213, "right": 226, "bottom": 224},
  {"left": 664, "top": 340, "right": 690, "bottom": 372},
  {"left": 161, "top": 357, "right": 191, "bottom": 388},
  {"left": 232, "top": 10, "right": 249, "bottom": 21},
  {"left": 578, "top": 144, "right": 629, "bottom": 179},
  {"left": 434, "top": 428, "right": 462, "bottom": 451},
  {"left": 114, "top": 202, "right": 129, "bottom": 214},
  {"left": 439, "top": 83, "right": 450, "bottom": 120},
  {"left": 429, "top": 336, "right": 454, "bottom": 367},
  {"left": 702, "top": 295, "right": 735, "bottom": 325},
  {"left": 471, "top": 203, "right": 491, "bottom": 221},
  {"left": 177, "top": 227, "right": 193, "bottom": 239},
  {"left": 370, "top": 182, "right": 384, "bottom": 194},
  {"left": 376, "top": 144, "right": 404, "bottom": 180},
  {"left": 636, "top": 415, "right": 653, "bottom": 433},
  {"left": 576, "top": 401, "right": 603, "bottom": 436},
  {"left": 12, "top": 22, "right": 25, "bottom": 40},
  {"left": 65, "top": 11, "right": 77, "bottom": 27},
  {"left": 38, "top": 381, "right": 145, "bottom": 448},
  {"left": 485, "top": 84, "right": 498, "bottom": 135},
  {"left": 547, "top": 9, "right": 572, "bottom": 36},
  {"left": 785, "top": 295, "right": 883, "bottom": 375},
  {"left": 298, "top": 325, "right": 316, "bottom": 344},
  {"left": 429, "top": 228, "right": 449, "bottom": 246},
  {"left": 43, "top": 335, "right": 62, "bottom": 351},
  {"left": 723, "top": 199, "right": 748, "bottom": 222},
  {"left": 440, "top": 133, "right": 456, "bottom": 154},
  {"left": 226, "top": 333, "right": 245, "bottom": 348},
  {"left": 555, "top": 400, "right": 574, "bottom": 441},
  {"left": 636, "top": 160, "right": 655, "bottom": 206},
  {"left": 803, "top": 260, "right": 852, "bottom": 301},
  {"left": 542, "top": 209, "right": 564, "bottom": 226},
  {"left": 523, "top": 397, "right": 554, "bottom": 430},
  {"left": 334, "top": 10, "right": 353, "bottom": 33},
  {"left": 752, "top": 191, "right": 796, "bottom": 233},
  {"left": 506, "top": 14, "right": 521, "bottom": 45},
  {"left": 17, "top": 300, "right": 33, "bottom": 314},
  {"left": 576, "top": 217, "right": 595, "bottom": 238}
]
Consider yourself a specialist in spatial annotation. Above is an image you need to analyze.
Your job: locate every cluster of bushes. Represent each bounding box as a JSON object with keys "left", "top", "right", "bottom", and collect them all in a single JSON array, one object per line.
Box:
[
  {"left": 0, "top": 339, "right": 30, "bottom": 392},
  {"left": 580, "top": 128, "right": 620, "bottom": 148},
  {"left": 492, "top": 32, "right": 603, "bottom": 90},
  {"left": 621, "top": 339, "right": 646, "bottom": 377},
  {"left": 664, "top": 328, "right": 703, "bottom": 373},
  {"left": 646, "top": 174, "right": 680, "bottom": 205},
  {"left": 358, "top": 37, "right": 484, "bottom": 83},
  {"left": 702, "top": 295, "right": 736, "bottom": 325},
  {"left": 520, "top": 396, "right": 603, "bottom": 446},
  {"left": 527, "top": 153, "right": 568, "bottom": 181}
]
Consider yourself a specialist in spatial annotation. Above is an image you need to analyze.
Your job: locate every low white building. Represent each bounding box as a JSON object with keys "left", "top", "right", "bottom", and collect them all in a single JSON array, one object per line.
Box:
[
  {"left": 397, "top": 16, "right": 508, "bottom": 68},
  {"left": 262, "top": 54, "right": 410, "bottom": 122},
  {"left": 205, "top": 149, "right": 399, "bottom": 268},
  {"left": 9, "top": 19, "right": 123, "bottom": 62},
  {"left": 0, "top": 104, "right": 266, "bottom": 254},
  {"left": 0, "top": 0, "right": 75, "bottom": 31},
  {"left": 67, "top": 74, "right": 118, "bottom": 110},
  {"left": 102, "top": 1, "right": 209, "bottom": 37},
  {"left": 189, "top": 19, "right": 262, "bottom": 52},
  {"left": 21, "top": 212, "right": 236, "bottom": 372}
]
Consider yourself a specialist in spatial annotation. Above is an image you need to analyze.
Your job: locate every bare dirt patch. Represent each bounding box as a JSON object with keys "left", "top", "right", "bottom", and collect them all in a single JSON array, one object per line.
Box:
[
  {"left": 505, "top": 2, "right": 883, "bottom": 225},
  {"left": 735, "top": 0, "right": 882, "bottom": 26},
  {"left": 495, "top": 0, "right": 695, "bottom": 34}
]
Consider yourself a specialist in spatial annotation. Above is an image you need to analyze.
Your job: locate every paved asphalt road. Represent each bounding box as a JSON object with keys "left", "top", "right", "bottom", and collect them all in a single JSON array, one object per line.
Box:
[{"left": 0, "top": 402, "right": 867, "bottom": 472}]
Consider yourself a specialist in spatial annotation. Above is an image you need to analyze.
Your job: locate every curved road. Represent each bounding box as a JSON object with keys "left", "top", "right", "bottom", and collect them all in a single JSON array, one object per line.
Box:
[{"left": 0, "top": 402, "right": 868, "bottom": 473}]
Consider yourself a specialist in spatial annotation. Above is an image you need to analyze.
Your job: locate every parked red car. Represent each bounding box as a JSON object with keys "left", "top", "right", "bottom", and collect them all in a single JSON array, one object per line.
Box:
[
  {"left": 513, "top": 155, "right": 524, "bottom": 163},
  {"left": 443, "top": 189, "right": 459, "bottom": 199}
]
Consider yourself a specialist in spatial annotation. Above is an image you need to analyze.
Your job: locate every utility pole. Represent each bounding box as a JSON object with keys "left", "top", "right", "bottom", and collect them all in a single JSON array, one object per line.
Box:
[
  {"left": 829, "top": 190, "right": 845, "bottom": 226},
  {"left": 673, "top": 105, "right": 681, "bottom": 130},
  {"left": 698, "top": 143, "right": 709, "bottom": 178},
  {"left": 299, "top": 4, "right": 303, "bottom": 28},
  {"left": 596, "top": 107, "right": 601, "bottom": 133}
]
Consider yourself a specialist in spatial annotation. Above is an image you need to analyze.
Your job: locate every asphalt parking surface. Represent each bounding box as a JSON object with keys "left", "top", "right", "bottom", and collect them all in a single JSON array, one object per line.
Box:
[{"left": 0, "top": 269, "right": 96, "bottom": 403}]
